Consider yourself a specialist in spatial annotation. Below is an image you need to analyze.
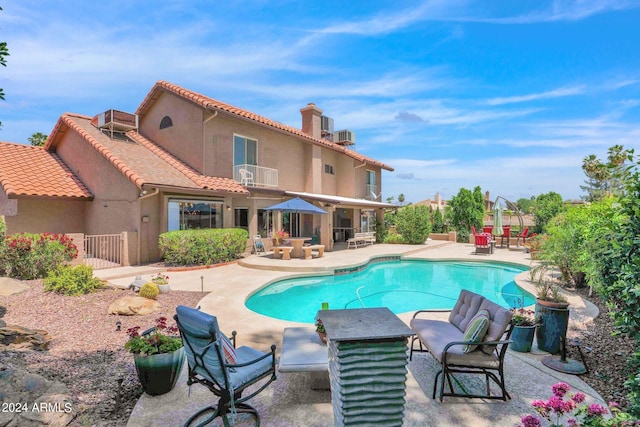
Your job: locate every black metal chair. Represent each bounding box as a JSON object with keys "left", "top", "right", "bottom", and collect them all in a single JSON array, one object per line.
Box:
[
  {"left": 174, "top": 306, "right": 276, "bottom": 427},
  {"left": 409, "top": 290, "right": 513, "bottom": 401}
]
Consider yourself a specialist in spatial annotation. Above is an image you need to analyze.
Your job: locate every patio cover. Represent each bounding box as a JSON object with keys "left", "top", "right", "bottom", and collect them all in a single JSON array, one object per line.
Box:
[{"left": 285, "top": 191, "right": 397, "bottom": 209}]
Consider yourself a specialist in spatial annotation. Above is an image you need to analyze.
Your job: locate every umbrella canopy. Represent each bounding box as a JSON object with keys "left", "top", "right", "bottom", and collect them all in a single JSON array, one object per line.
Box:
[
  {"left": 493, "top": 202, "right": 504, "bottom": 236},
  {"left": 264, "top": 197, "right": 328, "bottom": 215}
]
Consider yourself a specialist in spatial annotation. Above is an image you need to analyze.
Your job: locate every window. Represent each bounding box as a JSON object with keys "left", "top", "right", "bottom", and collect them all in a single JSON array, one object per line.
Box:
[
  {"left": 257, "top": 209, "right": 272, "bottom": 237},
  {"left": 167, "top": 199, "right": 223, "bottom": 231},
  {"left": 366, "top": 170, "right": 375, "bottom": 186},
  {"left": 324, "top": 164, "right": 335, "bottom": 175},
  {"left": 159, "top": 116, "right": 173, "bottom": 130},
  {"left": 233, "top": 135, "right": 257, "bottom": 166},
  {"left": 234, "top": 208, "right": 248, "bottom": 230}
]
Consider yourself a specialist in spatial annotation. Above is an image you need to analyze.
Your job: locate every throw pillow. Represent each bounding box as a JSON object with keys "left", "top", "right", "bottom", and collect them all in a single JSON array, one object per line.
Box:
[
  {"left": 462, "top": 309, "right": 490, "bottom": 353},
  {"left": 220, "top": 334, "right": 237, "bottom": 365},
  {"left": 256, "top": 240, "right": 264, "bottom": 251}
]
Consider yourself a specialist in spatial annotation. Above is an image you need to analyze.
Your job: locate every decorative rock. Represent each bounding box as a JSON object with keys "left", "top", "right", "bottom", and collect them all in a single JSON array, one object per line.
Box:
[
  {"left": 0, "top": 367, "right": 74, "bottom": 426},
  {"left": 0, "top": 277, "right": 30, "bottom": 296},
  {"left": 108, "top": 296, "right": 161, "bottom": 316},
  {"left": 0, "top": 324, "right": 51, "bottom": 350}
]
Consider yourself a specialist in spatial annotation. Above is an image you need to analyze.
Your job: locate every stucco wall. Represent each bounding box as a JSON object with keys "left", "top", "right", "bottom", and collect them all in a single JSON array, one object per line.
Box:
[{"left": 3, "top": 198, "right": 87, "bottom": 235}]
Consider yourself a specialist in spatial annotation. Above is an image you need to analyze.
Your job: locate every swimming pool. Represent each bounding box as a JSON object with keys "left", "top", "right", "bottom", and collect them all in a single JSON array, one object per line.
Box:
[{"left": 245, "top": 258, "right": 533, "bottom": 323}]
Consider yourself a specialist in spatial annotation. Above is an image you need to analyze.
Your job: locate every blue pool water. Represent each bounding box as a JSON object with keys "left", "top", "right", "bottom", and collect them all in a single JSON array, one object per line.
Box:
[{"left": 245, "top": 259, "right": 533, "bottom": 323}]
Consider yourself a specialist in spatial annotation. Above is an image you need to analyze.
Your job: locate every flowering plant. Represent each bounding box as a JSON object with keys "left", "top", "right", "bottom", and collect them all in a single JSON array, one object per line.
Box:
[
  {"left": 151, "top": 273, "right": 169, "bottom": 285},
  {"left": 315, "top": 318, "right": 325, "bottom": 334},
  {"left": 124, "top": 317, "right": 182, "bottom": 355},
  {"left": 271, "top": 229, "right": 289, "bottom": 240},
  {"left": 511, "top": 306, "right": 537, "bottom": 327},
  {"left": 518, "top": 382, "right": 639, "bottom": 427}
]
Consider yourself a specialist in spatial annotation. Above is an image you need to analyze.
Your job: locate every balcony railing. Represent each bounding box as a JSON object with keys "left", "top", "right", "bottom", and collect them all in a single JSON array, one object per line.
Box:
[
  {"left": 233, "top": 164, "right": 278, "bottom": 188},
  {"left": 365, "top": 184, "right": 379, "bottom": 200}
]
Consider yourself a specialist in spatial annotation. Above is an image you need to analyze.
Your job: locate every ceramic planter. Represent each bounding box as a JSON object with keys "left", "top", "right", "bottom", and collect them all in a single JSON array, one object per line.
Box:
[
  {"left": 510, "top": 325, "right": 535, "bottom": 352},
  {"left": 133, "top": 347, "right": 185, "bottom": 396},
  {"left": 535, "top": 299, "right": 570, "bottom": 354},
  {"left": 156, "top": 283, "right": 170, "bottom": 294}
]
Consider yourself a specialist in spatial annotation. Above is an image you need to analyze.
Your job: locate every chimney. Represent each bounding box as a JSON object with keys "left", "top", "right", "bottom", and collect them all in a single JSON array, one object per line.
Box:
[
  {"left": 435, "top": 193, "right": 441, "bottom": 207},
  {"left": 300, "top": 103, "right": 323, "bottom": 139}
]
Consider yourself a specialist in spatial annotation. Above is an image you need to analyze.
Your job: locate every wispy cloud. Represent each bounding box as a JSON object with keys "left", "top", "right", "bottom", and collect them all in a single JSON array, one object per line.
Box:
[{"left": 485, "top": 85, "right": 585, "bottom": 106}]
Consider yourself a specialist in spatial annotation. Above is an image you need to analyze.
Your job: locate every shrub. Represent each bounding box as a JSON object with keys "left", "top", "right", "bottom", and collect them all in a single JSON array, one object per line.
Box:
[
  {"left": 394, "top": 205, "right": 432, "bottom": 244},
  {"left": 1, "top": 232, "right": 79, "bottom": 279},
  {"left": 374, "top": 218, "right": 388, "bottom": 243},
  {"left": 0, "top": 216, "right": 5, "bottom": 237},
  {"left": 43, "top": 264, "right": 103, "bottom": 296},
  {"left": 384, "top": 233, "right": 406, "bottom": 244},
  {"left": 158, "top": 228, "right": 248, "bottom": 266},
  {"left": 139, "top": 282, "right": 159, "bottom": 300}
]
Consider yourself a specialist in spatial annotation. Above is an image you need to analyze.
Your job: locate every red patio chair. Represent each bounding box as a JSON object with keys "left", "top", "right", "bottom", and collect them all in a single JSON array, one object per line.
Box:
[
  {"left": 474, "top": 234, "right": 493, "bottom": 255},
  {"left": 516, "top": 227, "right": 529, "bottom": 246}
]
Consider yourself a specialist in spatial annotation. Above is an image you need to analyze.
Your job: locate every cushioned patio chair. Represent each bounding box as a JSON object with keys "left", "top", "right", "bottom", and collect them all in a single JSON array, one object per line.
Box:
[
  {"left": 409, "top": 290, "right": 513, "bottom": 401},
  {"left": 252, "top": 235, "right": 265, "bottom": 254},
  {"left": 474, "top": 234, "right": 493, "bottom": 255},
  {"left": 174, "top": 306, "right": 277, "bottom": 427},
  {"left": 516, "top": 227, "right": 529, "bottom": 246}
]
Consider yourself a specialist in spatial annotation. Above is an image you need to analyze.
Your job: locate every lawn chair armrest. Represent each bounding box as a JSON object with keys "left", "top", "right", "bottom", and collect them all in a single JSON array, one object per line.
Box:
[
  {"left": 443, "top": 338, "right": 513, "bottom": 353},
  {"left": 225, "top": 344, "right": 277, "bottom": 369},
  {"left": 412, "top": 309, "right": 451, "bottom": 320}
]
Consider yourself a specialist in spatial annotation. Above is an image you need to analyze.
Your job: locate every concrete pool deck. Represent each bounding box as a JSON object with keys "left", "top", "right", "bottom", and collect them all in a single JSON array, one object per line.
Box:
[{"left": 98, "top": 241, "right": 603, "bottom": 426}]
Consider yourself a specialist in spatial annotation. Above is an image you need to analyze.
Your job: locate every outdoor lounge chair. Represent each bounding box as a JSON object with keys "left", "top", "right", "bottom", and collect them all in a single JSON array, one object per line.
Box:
[
  {"left": 474, "top": 234, "right": 493, "bottom": 254},
  {"left": 409, "top": 290, "right": 513, "bottom": 401},
  {"left": 516, "top": 227, "right": 529, "bottom": 246},
  {"left": 239, "top": 168, "right": 254, "bottom": 186},
  {"left": 252, "top": 235, "right": 265, "bottom": 254},
  {"left": 174, "top": 306, "right": 277, "bottom": 427}
]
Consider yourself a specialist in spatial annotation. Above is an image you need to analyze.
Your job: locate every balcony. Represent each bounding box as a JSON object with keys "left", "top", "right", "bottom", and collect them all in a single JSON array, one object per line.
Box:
[
  {"left": 365, "top": 184, "right": 379, "bottom": 200},
  {"left": 233, "top": 164, "right": 278, "bottom": 188}
]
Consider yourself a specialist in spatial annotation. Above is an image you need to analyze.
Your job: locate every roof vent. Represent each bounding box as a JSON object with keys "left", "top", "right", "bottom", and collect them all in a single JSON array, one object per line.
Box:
[
  {"left": 333, "top": 129, "right": 355, "bottom": 146},
  {"left": 96, "top": 109, "right": 138, "bottom": 138}
]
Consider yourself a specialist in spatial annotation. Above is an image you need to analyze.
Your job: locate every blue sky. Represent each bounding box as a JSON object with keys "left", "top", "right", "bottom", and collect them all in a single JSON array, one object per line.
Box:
[{"left": 1, "top": 1, "right": 639, "bottom": 204}]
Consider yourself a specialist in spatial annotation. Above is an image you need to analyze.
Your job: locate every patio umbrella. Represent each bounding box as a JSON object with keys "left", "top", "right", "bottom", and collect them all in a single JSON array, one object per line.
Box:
[
  {"left": 264, "top": 197, "right": 328, "bottom": 215},
  {"left": 493, "top": 201, "right": 504, "bottom": 237}
]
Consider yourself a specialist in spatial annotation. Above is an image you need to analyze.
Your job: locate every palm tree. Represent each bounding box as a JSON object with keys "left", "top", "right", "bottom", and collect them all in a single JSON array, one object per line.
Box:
[{"left": 28, "top": 132, "right": 48, "bottom": 147}]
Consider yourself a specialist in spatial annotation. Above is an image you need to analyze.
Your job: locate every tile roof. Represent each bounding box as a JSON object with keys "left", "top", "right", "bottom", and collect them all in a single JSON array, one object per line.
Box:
[
  {"left": 136, "top": 81, "right": 394, "bottom": 172},
  {"left": 46, "top": 113, "right": 248, "bottom": 195},
  {"left": 0, "top": 141, "right": 93, "bottom": 199}
]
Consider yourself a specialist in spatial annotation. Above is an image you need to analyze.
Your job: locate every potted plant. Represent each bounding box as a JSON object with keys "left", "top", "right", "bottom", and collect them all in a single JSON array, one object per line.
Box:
[
  {"left": 125, "top": 316, "right": 185, "bottom": 396},
  {"left": 531, "top": 265, "right": 571, "bottom": 354},
  {"left": 151, "top": 273, "right": 170, "bottom": 294},
  {"left": 271, "top": 229, "right": 289, "bottom": 246},
  {"left": 315, "top": 317, "right": 327, "bottom": 344},
  {"left": 510, "top": 301, "right": 537, "bottom": 352}
]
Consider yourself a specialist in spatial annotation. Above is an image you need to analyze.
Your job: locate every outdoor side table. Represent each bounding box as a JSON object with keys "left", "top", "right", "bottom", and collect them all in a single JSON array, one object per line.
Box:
[
  {"left": 317, "top": 307, "right": 415, "bottom": 427},
  {"left": 278, "top": 327, "right": 330, "bottom": 390}
]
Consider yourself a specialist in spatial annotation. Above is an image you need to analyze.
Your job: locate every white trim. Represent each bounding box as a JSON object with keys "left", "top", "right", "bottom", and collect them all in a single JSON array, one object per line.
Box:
[{"left": 285, "top": 191, "right": 397, "bottom": 208}]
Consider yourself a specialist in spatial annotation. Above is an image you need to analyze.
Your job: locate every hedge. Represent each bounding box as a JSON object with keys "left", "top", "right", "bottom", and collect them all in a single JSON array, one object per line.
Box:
[{"left": 158, "top": 228, "right": 248, "bottom": 266}]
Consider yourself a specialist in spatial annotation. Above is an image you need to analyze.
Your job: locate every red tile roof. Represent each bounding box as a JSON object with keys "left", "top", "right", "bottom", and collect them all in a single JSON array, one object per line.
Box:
[
  {"left": 137, "top": 81, "right": 394, "bottom": 172},
  {"left": 0, "top": 141, "right": 93, "bottom": 199},
  {"left": 46, "top": 113, "right": 248, "bottom": 195}
]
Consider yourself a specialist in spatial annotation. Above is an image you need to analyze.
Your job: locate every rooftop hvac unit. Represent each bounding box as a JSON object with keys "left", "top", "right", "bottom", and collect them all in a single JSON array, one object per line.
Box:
[
  {"left": 321, "top": 115, "right": 334, "bottom": 133},
  {"left": 333, "top": 129, "right": 355, "bottom": 146},
  {"left": 97, "top": 109, "right": 139, "bottom": 132}
]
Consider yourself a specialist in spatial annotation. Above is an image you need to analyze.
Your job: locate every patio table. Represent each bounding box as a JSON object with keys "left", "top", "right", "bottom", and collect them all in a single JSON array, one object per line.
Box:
[{"left": 286, "top": 237, "right": 312, "bottom": 258}]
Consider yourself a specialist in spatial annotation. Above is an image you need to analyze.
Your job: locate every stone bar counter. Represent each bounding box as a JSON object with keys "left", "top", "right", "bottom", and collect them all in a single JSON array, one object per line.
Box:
[{"left": 317, "top": 308, "right": 415, "bottom": 427}]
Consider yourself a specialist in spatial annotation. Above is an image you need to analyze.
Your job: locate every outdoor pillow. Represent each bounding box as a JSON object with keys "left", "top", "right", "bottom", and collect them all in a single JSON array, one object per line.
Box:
[
  {"left": 220, "top": 334, "right": 238, "bottom": 365},
  {"left": 255, "top": 240, "right": 264, "bottom": 250},
  {"left": 461, "top": 309, "right": 490, "bottom": 353}
]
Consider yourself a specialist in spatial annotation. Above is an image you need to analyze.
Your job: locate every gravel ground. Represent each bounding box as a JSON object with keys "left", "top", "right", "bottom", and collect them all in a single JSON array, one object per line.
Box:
[
  {"left": 0, "top": 281, "right": 636, "bottom": 425},
  {"left": 0, "top": 280, "right": 204, "bottom": 426}
]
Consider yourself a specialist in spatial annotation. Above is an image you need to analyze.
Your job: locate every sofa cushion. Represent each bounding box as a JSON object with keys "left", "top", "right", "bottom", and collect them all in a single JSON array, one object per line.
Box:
[
  {"left": 410, "top": 317, "right": 500, "bottom": 367},
  {"left": 448, "top": 290, "right": 484, "bottom": 332},
  {"left": 478, "top": 299, "right": 513, "bottom": 353},
  {"left": 461, "top": 309, "right": 490, "bottom": 353}
]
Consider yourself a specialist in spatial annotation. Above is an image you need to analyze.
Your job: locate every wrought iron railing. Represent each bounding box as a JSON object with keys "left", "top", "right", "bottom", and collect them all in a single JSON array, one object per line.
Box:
[
  {"left": 84, "top": 233, "right": 123, "bottom": 270},
  {"left": 233, "top": 164, "right": 278, "bottom": 188}
]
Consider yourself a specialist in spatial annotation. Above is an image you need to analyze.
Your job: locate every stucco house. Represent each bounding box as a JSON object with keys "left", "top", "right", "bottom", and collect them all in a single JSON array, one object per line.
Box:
[{"left": 0, "top": 81, "right": 395, "bottom": 265}]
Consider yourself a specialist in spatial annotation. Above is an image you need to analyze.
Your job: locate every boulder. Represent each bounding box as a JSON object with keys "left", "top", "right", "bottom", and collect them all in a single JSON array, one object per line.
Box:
[
  {"left": 0, "top": 277, "right": 30, "bottom": 296},
  {"left": 0, "top": 366, "right": 74, "bottom": 426},
  {"left": 0, "top": 324, "right": 51, "bottom": 350},
  {"left": 108, "top": 296, "right": 161, "bottom": 316}
]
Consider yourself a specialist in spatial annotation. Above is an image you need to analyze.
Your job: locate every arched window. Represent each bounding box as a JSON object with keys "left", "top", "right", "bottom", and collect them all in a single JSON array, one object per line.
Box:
[{"left": 159, "top": 116, "right": 173, "bottom": 130}]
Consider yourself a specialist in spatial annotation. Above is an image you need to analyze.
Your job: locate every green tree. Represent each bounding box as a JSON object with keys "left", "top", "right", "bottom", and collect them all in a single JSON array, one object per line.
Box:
[
  {"left": 532, "top": 191, "right": 563, "bottom": 233},
  {"left": 449, "top": 187, "right": 485, "bottom": 242},
  {"left": 516, "top": 197, "right": 535, "bottom": 214},
  {"left": 431, "top": 207, "right": 445, "bottom": 233},
  {"left": 581, "top": 145, "right": 632, "bottom": 201},
  {"left": 385, "top": 196, "right": 395, "bottom": 204},
  {"left": 28, "top": 132, "right": 48, "bottom": 147},
  {"left": 0, "top": 7, "right": 8, "bottom": 127},
  {"left": 397, "top": 194, "right": 405, "bottom": 206},
  {"left": 394, "top": 205, "right": 431, "bottom": 244}
]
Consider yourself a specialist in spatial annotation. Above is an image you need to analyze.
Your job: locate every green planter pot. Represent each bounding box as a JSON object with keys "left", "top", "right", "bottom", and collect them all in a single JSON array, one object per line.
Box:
[
  {"left": 510, "top": 325, "right": 535, "bottom": 352},
  {"left": 535, "top": 300, "right": 570, "bottom": 354},
  {"left": 133, "top": 347, "right": 185, "bottom": 396}
]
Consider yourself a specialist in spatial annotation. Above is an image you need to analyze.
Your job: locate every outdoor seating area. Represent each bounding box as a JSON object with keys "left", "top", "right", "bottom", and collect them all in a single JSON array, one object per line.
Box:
[{"left": 346, "top": 231, "right": 376, "bottom": 249}]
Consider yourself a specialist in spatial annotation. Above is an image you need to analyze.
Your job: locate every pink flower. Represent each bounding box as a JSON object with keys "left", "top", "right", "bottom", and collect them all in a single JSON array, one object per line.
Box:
[
  {"left": 552, "top": 382, "right": 571, "bottom": 397},
  {"left": 567, "top": 419, "right": 578, "bottom": 427},
  {"left": 520, "top": 414, "right": 541, "bottom": 427},
  {"left": 547, "top": 395, "right": 569, "bottom": 414},
  {"left": 586, "top": 403, "right": 608, "bottom": 417},
  {"left": 572, "top": 392, "right": 586, "bottom": 403}
]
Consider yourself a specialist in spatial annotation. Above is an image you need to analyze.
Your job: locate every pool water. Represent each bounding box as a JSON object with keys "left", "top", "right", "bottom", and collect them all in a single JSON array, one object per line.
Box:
[{"left": 245, "top": 259, "right": 533, "bottom": 323}]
